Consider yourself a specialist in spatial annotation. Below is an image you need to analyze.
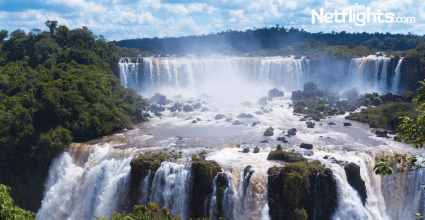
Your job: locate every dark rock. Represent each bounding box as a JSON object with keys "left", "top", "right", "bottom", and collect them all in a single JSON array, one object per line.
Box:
[
  {"left": 287, "top": 128, "right": 297, "bottom": 136},
  {"left": 300, "top": 143, "right": 313, "bottom": 149},
  {"left": 307, "top": 122, "right": 315, "bottom": 128},
  {"left": 267, "top": 161, "right": 338, "bottom": 220},
  {"left": 312, "top": 116, "right": 320, "bottom": 121},
  {"left": 154, "top": 111, "right": 162, "bottom": 117},
  {"left": 242, "top": 147, "right": 250, "bottom": 153},
  {"left": 258, "top": 97, "right": 268, "bottom": 105},
  {"left": 260, "top": 140, "right": 269, "bottom": 143},
  {"left": 264, "top": 127, "right": 274, "bottom": 136},
  {"left": 143, "top": 113, "right": 151, "bottom": 118},
  {"left": 375, "top": 130, "right": 388, "bottom": 138},
  {"left": 252, "top": 122, "right": 258, "bottom": 126},
  {"left": 253, "top": 146, "right": 260, "bottom": 153},
  {"left": 183, "top": 105, "right": 194, "bottom": 112},
  {"left": 150, "top": 104, "right": 165, "bottom": 112},
  {"left": 191, "top": 120, "right": 197, "bottom": 123},
  {"left": 328, "top": 122, "right": 336, "bottom": 125},
  {"left": 237, "top": 113, "right": 254, "bottom": 118},
  {"left": 214, "top": 114, "right": 225, "bottom": 120},
  {"left": 226, "top": 118, "right": 232, "bottom": 122},
  {"left": 267, "top": 150, "right": 306, "bottom": 162},
  {"left": 150, "top": 93, "right": 170, "bottom": 105},
  {"left": 276, "top": 144, "right": 283, "bottom": 151},
  {"left": 201, "top": 107, "right": 210, "bottom": 112},
  {"left": 197, "top": 118, "right": 202, "bottom": 121},
  {"left": 263, "top": 109, "right": 270, "bottom": 113},
  {"left": 276, "top": 137, "right": 288, "bottom": 143},
  {"left": 215, "top": 173, "right": 228, "bottom": 219},
  {"left": 344, "top": 163, "right": 367, "bottom": 206},
  {"left": 185, "top": 116, "right": 193, "bottom": 120},
  {"left": 369, "top": 123, "right": 377, "bottom": 128},
  {"left": 343, "top": 122, "right": 352, "bottom": 126},
  {"left": 233, "top": 120, "right": 244, "bottom": 125},
  {"left": 129, "top": 155, "right": 162, "bottom": 208},
  {"left": 300, "top": 118, "right": 307, "bottom": 121},
  {"left": 194, "top": 103, "right": 202, "bottom": 109},
  {"left": 191, "top": 160, "right": 222, "bottom": 219}
]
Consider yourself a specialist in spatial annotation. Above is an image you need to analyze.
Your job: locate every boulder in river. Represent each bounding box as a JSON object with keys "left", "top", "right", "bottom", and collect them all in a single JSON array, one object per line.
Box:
[
  {"left": 194, "top": 103, "right": 202, "bottom": 109},
  {"left": 300, "top": 143, "right": 313, "bottom": 149},
  {"left": 375, "top": 130, "right": 388, "bottom": 138},
  {"left": 183, "top": 105, "right": 194, "bottom": 112},
  {"left": 264, "top": 127, "right": 274, "bottom": 136},
  {"left": 233, "top": 120, "right": 244, "bottom": 125},
  {"left": 214, "top": 114, "right": 225, "bottom": 120},
  {"left": 287, "top": 128, "right": 297, "bottom": 136},
  {"left": 258, "top": 97, "right": 268, "bottom": 105},
  {"left": 343, "top": 122, "right": 352, "bottom": 126},
  {"left": 237, "top": 113, "right": 254, "bottom": 118},
  {"left": 268, "top": 88, "right": 284, "bottom": 100}
]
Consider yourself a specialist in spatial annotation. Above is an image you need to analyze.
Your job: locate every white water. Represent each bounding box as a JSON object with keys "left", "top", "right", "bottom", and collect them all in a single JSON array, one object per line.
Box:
[
  {"left": 391, "top": 58, "right": 404, "bottom": 94},
  {"left": 348, "top": 56, "right": 391, "bottom": 94},
  {"left": 37, "top": 56, "right": 424, "bottom": 220}
]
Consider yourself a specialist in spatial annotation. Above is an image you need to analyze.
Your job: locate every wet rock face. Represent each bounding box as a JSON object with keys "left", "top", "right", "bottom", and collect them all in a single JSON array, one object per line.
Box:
[
  {"left": 215, "top": 173, "right": 228, "bottom": 219},
  {"left": 344, "top": 162, "right": 367, "bottom": 206},
  {"left": 267, "top": 161, "right": 338, "bottom": 220},
  {"left": 190, "top": 160, "right": 222, "bottom": 219},
  {"left": 129, "top": 155, "right": 162, "bottom": 208},
  {"left": 267, "top": 150, "right": 306, "bottom": 163},
  {"left": 300, "top": 143, "right": 313, "bottom": 150}
]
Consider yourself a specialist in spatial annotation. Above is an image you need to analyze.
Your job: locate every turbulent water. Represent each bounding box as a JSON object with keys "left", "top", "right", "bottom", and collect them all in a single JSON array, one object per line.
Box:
[{"left": 37, "top": 55, "right": 424, "bottom": 220}]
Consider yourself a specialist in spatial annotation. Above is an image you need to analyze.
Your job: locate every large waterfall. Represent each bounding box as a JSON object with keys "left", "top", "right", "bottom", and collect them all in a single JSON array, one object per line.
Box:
[{"left": 119, "top": 56, "right": 406, "bottom": 96}]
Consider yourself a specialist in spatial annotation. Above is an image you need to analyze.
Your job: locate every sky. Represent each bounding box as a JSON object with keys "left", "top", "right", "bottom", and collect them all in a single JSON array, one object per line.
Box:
[{"left": 0, "top": 0, "right": 424, "bottom": 41}]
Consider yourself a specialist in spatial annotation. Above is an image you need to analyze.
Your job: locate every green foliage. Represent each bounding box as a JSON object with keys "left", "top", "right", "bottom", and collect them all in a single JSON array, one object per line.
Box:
[
  {"left": 95, "top": 203, "right": 183, "bottom": 220},
  {"left": 341, "top": 88, "right": 359, "bottom": 102},
  {"left": 348, "top": 102, "right": 417, "bottom": 130},
  {"left": 0, "top": 22, "right": 149, "bottom": 210},
  {"left": 267, "top": 150, "right": 307, "bottom": 163},
  {"left": 0, "top": 184, "right": 35, "bottom": 220}
]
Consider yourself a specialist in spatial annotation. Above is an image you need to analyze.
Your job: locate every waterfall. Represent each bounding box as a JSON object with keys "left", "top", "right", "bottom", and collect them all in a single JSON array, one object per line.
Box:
[
  {"left": 36, "top": 144, "right": 135, "bottom": 220},
  {"left": 348, "top": 56, "right": 392, "bottom": 94},
  {"left": 148, "top": 162, "right": 191, "bottom": 219},
  {"left": 391, "top": 58, "right": 404, "bottom": 94},
  {"left": 119, "top": 56, "right": 408, "bottom": 96}
]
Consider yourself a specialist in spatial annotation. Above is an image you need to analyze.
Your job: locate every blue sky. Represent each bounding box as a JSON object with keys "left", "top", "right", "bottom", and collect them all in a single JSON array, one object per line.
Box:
[{"left": 0, "top": 0, "right": 423, "bottom": 41}]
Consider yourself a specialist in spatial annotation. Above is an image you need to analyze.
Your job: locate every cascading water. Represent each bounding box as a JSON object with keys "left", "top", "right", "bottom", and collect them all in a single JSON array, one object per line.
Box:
[
  {"left": 119, "top": 55, "right": 408, "bottom": 97},
  {"left": 36, "top": 143, "right": 135, "bottom": 220},
  {"left": 391, "top": 58, "right": 404, "bottom": 94},
  {"left": 348, "top": 56, "right": 392, "bottom": 94}
]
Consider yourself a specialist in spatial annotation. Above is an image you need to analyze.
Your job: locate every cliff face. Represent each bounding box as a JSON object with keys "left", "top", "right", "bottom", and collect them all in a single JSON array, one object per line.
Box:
[{"left": 400, "top": 58, "right": 424, "bottom": 94}]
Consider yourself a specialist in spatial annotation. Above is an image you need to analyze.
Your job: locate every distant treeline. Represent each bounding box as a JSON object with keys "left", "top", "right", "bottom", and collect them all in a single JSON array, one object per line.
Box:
[{"left": 114, "top": 26, "right": 425, "bottom": 57}]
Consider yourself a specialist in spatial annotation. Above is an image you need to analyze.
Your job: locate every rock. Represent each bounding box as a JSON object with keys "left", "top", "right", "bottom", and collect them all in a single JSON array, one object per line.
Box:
[
  {"left": 191, "top": 160, "right": 222, "bottom": 218},
  {"left": 202, "top": 101, "right": 208, "bottom": 104},
  {"left": 312, "top": 116, "right": 320, "bottom": 121},
  {"left": 255, "top": 111, "right": 263, "bottom": 115},
  {"left": 299, "top": 118, "right": 307, "bottom": 121},
  {"left": 237, "top": 113, "right": 254, "bottom": 118},
  {"left": 242, "top": 147, "right": 250, "bottom": 153},
  {"left": 260, "top": 140, "right": 269, "bottom": 143},
  {"left": 307, "top": 122, "right": 315, "bottom": 128},
  {"left": 194, "top": 103, "right": 202, "bottom": 109},
  {"left": 150, "top": 93, "right": 170, "bottom": 105},
  {"left": 287, "top": 128, "right": 297, "bottom": 136},
  {"left": 129, "top": 154, "right": 162, "bottom": 208},
  {"left": 150, "top": 104, "right": 165, "bottom": 112},
  {"left": 253, "top": 146, "right": 260, "bottom": 153},
  {"left": 154, "top": 111, "right": 162, "bottom": 117},
  {"left": 143, "top": 113, "right": 151, "bottom": 118},
  {"left": 276, "top": 137, "right": 288, "bottom": 143},
  {"left": 328, "top": 122, "right": 336, "bottom": 125},
  {"left": 269, "top": 108, "right": 273, "bottom": 112},
  {"left": 240, "top": 101, "right": 251, "bottom": 106},
  {"left": 191, "top": 120, "right": 197, "bottom": 123},
  {"left": 375, "top": 130, "right": 388, "bottom": 138},
  {"left": 185, "top": 116, "right": 193, "bottom": 120},
  {"left": 267, "top": 161, "right": 338, "bottom": 220},
  {"left": 264, "top": 127, "right": 274, "bottom": 136},
  {"left": 263, "top": 109, "right": 270, "bottom": 113},
  {"left": 344, "top": 163, "right": 367, "bottom": 205},
  {"left": 258, "top": 97, "right": 268, "bottom": 105},
  {"left": 369, "top": 123, "right": 377, "bottom": 128},
  {"left": 197, "top": 118, "right": 202, "bottom": 121},
  {"left": 214, "top": 114, "right": 225, "bottom": 120},
  {"left": 276, "top": 144, "right": 283, "bottom": 151},
  {"left": 201, "top": 107, "right": 210, "bottom": 112},
  {"left": 300, "top": 143, "right": 313, "bottom": 149},
  {"left": 343, "top": 122, "right": 352, "bottom": 126},
  {"left": 183, "top": 105, "right": 194, "bottom": 112},
  {"left": 267, "top": 150, "right": 306, "bottom": 162},
  {"left": 252, "top": 122, "right": 258, "bottom": 126},
  {"left": 233, "top": 120, "right": 244, "bottom": 125},
  {"left": 291, "top": 90, "right": 304, "bottom": 101},
  {"left": 243, "top": 165, "right": 255, "bottom": 191},
  {"left": 268, "top": 88, "right": 285, "bottom": 100},
  {"left": 244, "top": 165, "right": 254, "bottom": 177},
  {"left": 225, "top": 118, "right": 232, "bottom": 122}
]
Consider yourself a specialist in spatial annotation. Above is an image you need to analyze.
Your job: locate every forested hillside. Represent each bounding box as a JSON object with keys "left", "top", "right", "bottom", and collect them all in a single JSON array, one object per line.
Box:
[
  {"left": 0, "top": 21, "right": 149, "bottom": 211},
  {"left": 114, "top": 26, "right": 425, "bottom": 56}
]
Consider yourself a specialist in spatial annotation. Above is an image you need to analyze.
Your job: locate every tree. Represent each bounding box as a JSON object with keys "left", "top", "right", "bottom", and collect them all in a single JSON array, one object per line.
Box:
[
  {"left": 0, "top": 30, "right": 8, "bottom": 42},
  {"left": 0, "top": 184, "right": 35, "bottom": 220},
  {"left": 45, "top": 20, "right": 58, "bottom": 37},
  {"left": 10, "top": 29, "right": 26, "bottom": 38}
]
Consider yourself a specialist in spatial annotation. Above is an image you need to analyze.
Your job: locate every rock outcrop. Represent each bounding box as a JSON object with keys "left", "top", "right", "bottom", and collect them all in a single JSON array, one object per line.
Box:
[{"left": 344, "top": 163, "right": 367, "bottom": 205}]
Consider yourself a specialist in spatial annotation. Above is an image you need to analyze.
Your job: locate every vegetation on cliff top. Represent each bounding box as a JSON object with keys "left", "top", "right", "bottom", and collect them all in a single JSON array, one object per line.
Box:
[
  {"left": 0, "top": 22, "right": 148, "bottom": 211},
  {"left": 0, "top": 184, "right": 35, "bottom": 220}
]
